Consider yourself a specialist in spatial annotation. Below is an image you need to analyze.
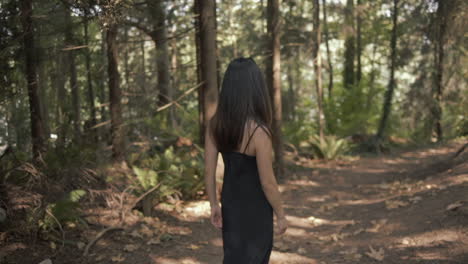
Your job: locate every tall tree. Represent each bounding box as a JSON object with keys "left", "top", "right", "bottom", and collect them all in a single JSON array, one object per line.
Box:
[
  {"left": 106, "top": 24, "right": 125, "bottom": 161},
  {"left": 64, "top": 8, "right": 81, "bottom": 142},
  {"left": 149, "top": 1, "right": 171, "bottom": 108},
  {"left": 55, "top": 49, "right": 68, "bottom": 146},
  {"left": 322, "top": 0, "right": 334, "bottom": 99},
  {"left": 313, "top": 0, "right": 325, "bottom": 140},
  {"left": 375, "top": 0, "right": 399, "bottom": 148},
  {"left": 343, "top": 0, "right": 355, "bottom": 90},
  {"left": 267, "top": 0, "right": 284, "bottom": 179},
  {"left": 432, "top": 0, "right": 448, "bottom": 142},
  {"left": 195, "top": 0, "right": 219, "bottom": 144},
  {"left": 83, "top": 13, "right": 97, "bottom": 142},
  {"left": 20, "top": 0, "right": 47, "bottom": 159},
  {"left": 356, "top": 0, "right": 363, "bottom": 85}
]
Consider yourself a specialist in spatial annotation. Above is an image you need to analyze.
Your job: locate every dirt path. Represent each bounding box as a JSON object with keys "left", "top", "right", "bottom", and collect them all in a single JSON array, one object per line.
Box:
[{"left": 3, "top": 142, "right": 468, "bottom": 264}]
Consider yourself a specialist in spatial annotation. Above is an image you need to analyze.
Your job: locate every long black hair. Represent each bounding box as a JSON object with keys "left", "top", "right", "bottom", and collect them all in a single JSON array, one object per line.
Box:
[{"left": 209, "top": 57, "right": 273, "bottom": 152}]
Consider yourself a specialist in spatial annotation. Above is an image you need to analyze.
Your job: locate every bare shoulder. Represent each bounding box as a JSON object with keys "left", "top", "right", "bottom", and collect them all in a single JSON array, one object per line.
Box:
[{"left": 251, "top": 123, "right": 272, "bottom": 146}]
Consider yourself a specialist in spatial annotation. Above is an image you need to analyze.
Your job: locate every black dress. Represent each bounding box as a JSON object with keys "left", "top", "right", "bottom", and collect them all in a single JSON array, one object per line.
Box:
[{"left": 220, "top": 125, "right": 274, "bottom": 264}]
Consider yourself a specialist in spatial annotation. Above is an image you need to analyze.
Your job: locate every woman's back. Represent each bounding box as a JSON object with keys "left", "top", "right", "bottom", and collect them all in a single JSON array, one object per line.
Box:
[{"left": 220, "top": 122, "right": 274, "bottom": 264}]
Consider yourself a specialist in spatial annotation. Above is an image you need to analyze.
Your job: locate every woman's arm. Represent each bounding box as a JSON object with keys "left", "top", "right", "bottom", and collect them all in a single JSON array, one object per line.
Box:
[
  {"left": 254, "top": 127, "right": 286, "bottom": 220},
  {"left": 204, "top": 124, "right": 219, "bottom": 208}
]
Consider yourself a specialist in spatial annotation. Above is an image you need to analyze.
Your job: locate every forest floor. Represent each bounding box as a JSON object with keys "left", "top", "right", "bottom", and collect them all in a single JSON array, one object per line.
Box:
[{"left": 2, "top": 141, "right": 468, "bottom": 264}]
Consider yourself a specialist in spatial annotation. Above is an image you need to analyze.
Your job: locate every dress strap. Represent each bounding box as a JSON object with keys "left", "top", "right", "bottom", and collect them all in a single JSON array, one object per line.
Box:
[{"left": 242, "top": 124, "right": 261, "bottom": 154}]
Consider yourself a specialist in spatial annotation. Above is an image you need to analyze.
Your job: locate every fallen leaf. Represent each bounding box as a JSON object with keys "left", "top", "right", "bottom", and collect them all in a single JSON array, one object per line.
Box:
[
  {"left": 352, "top": 228, "right": 365, "bottom": 235},
  {"left": 76, "top": 242, "right": 85, "bottom": 250},
  {"left": 273, "top": 241, "right": 290, "bottom": 251},
  {"left": 297, "top": 247, "right": 307, "bottom": 254},
  {"left": 111, "top": 254, "right": 125, "bottom": 262},
  {"left": 446, "top": 201, "right": 465, "bottom": 211},
  {"left": 140, "top": 224, "right": 154, "bottom": 237},
  {"left": 124, "top": 244, "right": 139, "bottom": 252},
  {"left": 147, "top": 237, "right": 161, "bottom": 245},
  {"left": 38, "top": 259, "right": 53, "bottom": 264},
  {"left": 187, "top": 244, "right": 200, "bottom": 250},
  {"left": 129, "top": 229, "right": 143, "bottom": 239},
  {"left": 409, "top": 196, "right": 422, "bottom": 203},
  {"left": 366, "top": 219, "right": 388, "bottom": 233},
  {"left": 365, "top": 245, "right": 384, "bottom": 261},
  {"left": 385, "top": 200, "right": 408, "bottom": 209}
]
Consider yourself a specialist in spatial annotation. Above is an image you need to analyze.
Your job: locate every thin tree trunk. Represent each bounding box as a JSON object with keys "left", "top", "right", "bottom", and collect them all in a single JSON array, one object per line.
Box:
[
  {"left": 432, "top": 0, "right": 447, "bottom": 142},
  {"left": 366, "top": 35, "right": 378, "bottom": 112},
  {"left": 170, "top": 25, "right": 178, "bottom": 128},
  {"left": 149, "top": 0, "right": 171, "bottom": 108},
  {"left": 286, "top": 59, "right": 294, "bottom": 121},
  {"left": 322, "top": 0, "right": 334, "bottom": 99},
  {"left": 106, "top": 25, "right": 126, "bottom": 162},
  {"left": 375, "top": 0, "right": 399, "bottom": 148},
  {"left": 84, "top": 15, "right": 97, "bottom": 142},
  {"left": 343, "top": 0, "right": 355, "bottom": 90},
  {"left": 195, "top": 0, "right": 219, "bottom": 145},
  {"left": 194, "top": 0, "right": 203, "bottom": 143},
  {"left": 20, "top": 0, "right": 47, "bottom": 160},
  {"left": 140, "top": 37, "right": 146, "bottom": 93},
  {"left": 356, "top": 0, "right": 362, "bottom": 85},
  {"left": 123, "top": 27, "right": 130, "bottom": 89},
  {"left": 55, "top": 50, "right": 68, "bottom": 146},
  {"left": 37, "top": 23, "right": 50, "bottom": 138},
  {"left": 65, "top": 9, "right": 81, "bottom": 143},
  {"left": 99, "top": 30, "right": 108, "bottom": 130},
  {"left": 313, "top": 0, "right": 325, "bottom": 140},
  {"left": 267, "top": 0, "right": 284, "bottom": 179}
]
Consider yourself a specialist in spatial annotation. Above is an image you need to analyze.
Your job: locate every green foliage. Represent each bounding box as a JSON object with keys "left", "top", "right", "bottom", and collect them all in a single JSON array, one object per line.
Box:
[
  {"left": 302, "top": 135, "right": 351, "bottom": 160},
  {"left": 283, "top": 99, "right": 317, "bottom": 147},
  {"left": 324, "top": 78, "right": 384, "bottom": 137},
  {"left": 40, "top": 189, "right": 86, "bottom": 231},
  {"left": 130, "top": 146, "right": 204, "bottom": 202}
]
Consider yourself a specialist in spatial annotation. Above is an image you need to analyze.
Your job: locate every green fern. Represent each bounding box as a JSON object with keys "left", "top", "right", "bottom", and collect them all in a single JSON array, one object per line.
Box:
[{"left": 308, "top": 135, "right": 350, "bottom": 160}]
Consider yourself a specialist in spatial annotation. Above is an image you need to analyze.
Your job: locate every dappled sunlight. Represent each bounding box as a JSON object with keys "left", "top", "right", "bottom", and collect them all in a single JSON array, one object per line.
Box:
[
  {"left": 395, "top": 229, "right": 462, "bottom": 248},
  {"left": 270, "top": 251, "right": 319, "bottom": 264},
  {"left": 286, "top": 215, "right": 329, "bottom": 228},
  {"left": 287, "top": 179, "right": 321, "bottom": 187},
  {"left": 150, "top": 255, "right": 207, "bottom": 264},
  {"left": 181, "top": 200, "right": 211, "bottom": 218},
  {"left": 306, "top": 194, "right": 331, "bottom": 202},
  {"left": 341, "top": 197, "right": 386, "bottom": 205},
  {"left": 285, "top": 226, "right": 309, "bottom": 237},
  {"left": 412, "top": 251, "right": 451, "bottom": 261},
  {"left": 209, "top": 237, "right": 223, "bottom": 247}
]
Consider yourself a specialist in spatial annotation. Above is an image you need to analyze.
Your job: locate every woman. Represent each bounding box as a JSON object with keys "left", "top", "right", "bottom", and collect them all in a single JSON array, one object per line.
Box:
[{"left": 204, "top": 57, "right": 288, "bottom": 263}]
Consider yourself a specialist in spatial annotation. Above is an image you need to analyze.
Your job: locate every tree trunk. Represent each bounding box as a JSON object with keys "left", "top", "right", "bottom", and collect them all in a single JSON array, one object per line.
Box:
[
  {"left": 84, "top": 15, "right": 97, "bottom": 143},
  {"left": 343, "top": 0, "right": 355, "bottom": 90},
  {"left": 375, "top": 0, "right": 399, "bottom": 147},
  {"left": 99, "top": 30, "right": 108, "bottom": 131},
  {"left": 106, "top": 25, "right": 126, "bottom": 162},
  {"left": 313, "top": 0, "right": 325, "bottom": 140},
  {"left": 267, "top": 0, "right": 284, "bottom": 180},
  {"left": 432, "top": 0, "right": 447, "bottom": 142},
  {"left": 20, "top": 0, "right": 47, "bottom": 160},
  {"left": 149, "top": 1, "right": 171, "bottom": 109},
  {"left": 123, "top": 27, "right": 130, "bottom": 89},
  {"left": 140, "top": 36, "right": 147, "bottom": 93},
  {"left": 64, "top": 9, "right": 81, "bottom": 143},
  {"left": 356, "top": 0, "right": 363, "bottom": 85},
  {"left": 170, "top": 25, "right": 178, "bottom": 128},
  {"left": 322, "top": 0, "right": 334, "bottom": 99},
  {"left": 286, "top": 58, "right": 295, "bottom": 122},
  {"left": 55, "top": 50, "right": 68, "bottom": 146},
  {"left": 195, "top": 0, "right": 219, "bottom": 145}
]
